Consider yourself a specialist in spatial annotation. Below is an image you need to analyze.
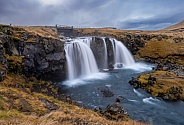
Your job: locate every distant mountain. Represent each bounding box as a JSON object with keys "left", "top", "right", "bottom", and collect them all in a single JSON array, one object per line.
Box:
[{"left": 163, "top": 20, "right": 184, "bottom": 31}]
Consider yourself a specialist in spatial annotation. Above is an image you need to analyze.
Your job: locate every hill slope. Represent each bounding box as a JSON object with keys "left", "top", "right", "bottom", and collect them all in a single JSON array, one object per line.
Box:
[{"left": 163, "top": 20, "right": 184, "bottom": 31}]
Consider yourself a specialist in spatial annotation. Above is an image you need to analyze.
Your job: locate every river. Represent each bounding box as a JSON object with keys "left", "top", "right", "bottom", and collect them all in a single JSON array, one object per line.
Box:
[{"left": 60, "top": 62, "right": 184, "bottom": 125}]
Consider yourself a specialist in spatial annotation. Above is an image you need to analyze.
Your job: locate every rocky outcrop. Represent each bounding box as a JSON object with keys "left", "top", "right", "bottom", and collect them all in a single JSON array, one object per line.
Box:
[
  {"left": 0, "top": 25, "right": 66, "bottom": 81},
  {"left": 90, "top": 37, "right": 107, "bottom": 68},
  {"left": 94, "top": 98, "right": 129, "bottom": 121},
  {"left": 130, "top": 71, "right": 184, "bottom": 101},
  {"left": 90, "top": 37, "right": 115, "bottom": 69},
  {"left": 23, "top": 39, "right": 66, "bottom": 80}
]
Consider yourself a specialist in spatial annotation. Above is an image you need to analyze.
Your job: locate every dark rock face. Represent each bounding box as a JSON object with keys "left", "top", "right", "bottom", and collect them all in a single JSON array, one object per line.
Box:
[
  {"left": 90, "top": 37, "right": 115, "bottom": 69},
  {"left": 23, "top": 39, "right": 66, "bottom": 80},
  {"left": 90, "top": 37, "right": 106, "bottom": 69},
  {"left": 105, "top": 38, "right": 114, "bottom": 64},
  {"left": 0, "top": 25, "right": 66, "bottom": 81},
  {"left": 0, "top": 44, "right": 7, "bottom": 65},
  {"left": 0, "top": 38, "right": 7, "bottom": 81},
  {"left": 121, "top": 34, "right": 145, "bottom": 55}
]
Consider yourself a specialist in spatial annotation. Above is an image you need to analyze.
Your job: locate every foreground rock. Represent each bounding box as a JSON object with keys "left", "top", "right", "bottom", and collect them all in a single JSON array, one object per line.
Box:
[{"left": 94, "top": 98, "right": 129, "bottom": 121}]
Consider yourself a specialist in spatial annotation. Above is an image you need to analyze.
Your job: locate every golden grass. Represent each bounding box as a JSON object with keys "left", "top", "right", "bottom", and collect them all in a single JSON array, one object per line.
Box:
[
  {"left": 138, "top": 71, "right": 184, "bottom": 99},
  {"left": 0, "top": 74, "right": 148, "bottom": 125},
  {"left": 0, "top": 90, "right": 148, "bottom": 125},
  {"left": 138, "top": 38, "right": 184, "bottom": 59},
  {"left": 18, "top": 26, "right": 58, "bottom": 39}
]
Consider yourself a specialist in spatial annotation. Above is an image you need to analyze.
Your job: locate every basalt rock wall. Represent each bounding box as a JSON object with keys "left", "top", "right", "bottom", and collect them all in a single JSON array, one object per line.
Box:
[
  {"left": 0, "top": 25, "right": 66, "bottom": 81},
  {"left": 90, "top": 37, "right": 115, "bottom": 69}
]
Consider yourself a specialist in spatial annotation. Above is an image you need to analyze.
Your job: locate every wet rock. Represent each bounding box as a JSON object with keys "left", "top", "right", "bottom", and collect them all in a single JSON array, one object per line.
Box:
[
  {"left": 94, "top": 106, "right": 103, "bottom": 114},
  {"left": 100, "top": 88, "right": 114, "bottom": 97},
  {"left": 129, "top": 77, "right": 141, "bottom": 89},
  {"left": 148, "top": 75, "right": 156, "bottom": 85},
  {"left": 162, "top": 86, "right": 183, "bottom": 101},
  {"left": 104, "top": 98, "right": 129, "bottom": 121}
]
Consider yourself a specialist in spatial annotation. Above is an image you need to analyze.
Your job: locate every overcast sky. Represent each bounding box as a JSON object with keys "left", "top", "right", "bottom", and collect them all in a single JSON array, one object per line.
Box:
[{"left": 0, "top": 0, "right": 184, "bottom": 30}]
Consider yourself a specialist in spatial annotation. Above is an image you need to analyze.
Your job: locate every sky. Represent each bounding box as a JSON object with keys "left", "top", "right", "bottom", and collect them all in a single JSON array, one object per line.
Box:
[{"left": 0, "top": 0, "right": 184, "bottom": 30}]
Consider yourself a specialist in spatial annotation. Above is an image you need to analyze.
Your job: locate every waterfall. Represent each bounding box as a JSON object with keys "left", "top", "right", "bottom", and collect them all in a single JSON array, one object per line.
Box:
[
  {"left": 79, "top": 37, "right": 92, "bottom": 47},
  {"left": 65, "top": 40, "right": 98, "bottom": 80},
  {"left": 102, "top": 38, "right": 108, "bottom": 68},
  {"left": 110, "top": 38, "right": 135, "bottom": 66},
  {"left": 64, "top": 37, "right": 135, "bottom": 80}
]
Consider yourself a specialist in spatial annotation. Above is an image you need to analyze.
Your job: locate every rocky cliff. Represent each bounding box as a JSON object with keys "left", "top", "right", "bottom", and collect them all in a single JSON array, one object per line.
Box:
[{"left": 0, "top": 25, "right": 66, "bottom": 81}]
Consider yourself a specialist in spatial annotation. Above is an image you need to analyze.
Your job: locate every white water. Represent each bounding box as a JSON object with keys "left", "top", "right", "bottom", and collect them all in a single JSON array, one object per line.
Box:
[
  {"left": 65, "top": 37, "right": 136, "bottom": 80},
  {"left": 143, "top": 97, "right": 160, "bottom": 106},
  {"left": 102, "top": 38, "right": 108, "bottom": 68},
  {"left": 133, "top": 89, "right": 145, "bottom": 97},
  {"left": 80, "top": 37, "right": 92, "bottom": 47},
  {"left": 110, "top": 38, "right": 135, "bottom": 66},
  {"left": 64, "top": 40, "right": 98, "bottom": 80}
]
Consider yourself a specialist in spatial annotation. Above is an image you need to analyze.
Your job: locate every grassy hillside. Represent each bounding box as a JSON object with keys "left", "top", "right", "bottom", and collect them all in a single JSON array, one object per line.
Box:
[
  {"left": 0, "top": 74, "right": 147, "bottom": 125},
  {"left": 163, "top": 20, "right": 184, "bottom": 31}
]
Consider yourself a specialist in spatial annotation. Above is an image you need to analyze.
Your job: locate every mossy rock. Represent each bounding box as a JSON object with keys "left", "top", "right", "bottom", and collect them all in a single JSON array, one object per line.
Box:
[
  {"left": 137, "top": 71, "right": 184, "bottom": 101},
  {"left": 6, "top": 55, "right": 23, "bottom": 73}
]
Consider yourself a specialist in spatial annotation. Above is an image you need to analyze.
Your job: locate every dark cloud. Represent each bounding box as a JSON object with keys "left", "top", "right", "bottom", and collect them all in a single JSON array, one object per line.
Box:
[
  {"left": 0, "top": 0, "right": 184, "bottom": 30},
  {"left": 118, "top": 12, "right": 184, "bottom": 30},
  {"left": 0, "top": 0, "right": 59, "bottom": 25}
]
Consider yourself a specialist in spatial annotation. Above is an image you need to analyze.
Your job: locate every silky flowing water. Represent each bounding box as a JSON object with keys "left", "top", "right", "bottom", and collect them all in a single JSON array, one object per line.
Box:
[{"left": 61, "top": 63, "right": 184, "bottom": 125}]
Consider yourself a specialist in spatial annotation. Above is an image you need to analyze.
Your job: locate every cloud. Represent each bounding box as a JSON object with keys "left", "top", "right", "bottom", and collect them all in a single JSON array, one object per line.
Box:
[{"left": 0, "top": 0, "right": 184, "bottom": 30}]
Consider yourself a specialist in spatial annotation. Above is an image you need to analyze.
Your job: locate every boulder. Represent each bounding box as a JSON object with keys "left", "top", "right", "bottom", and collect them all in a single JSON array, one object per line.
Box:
[
  {"left": 129, "top": 77, "right": 141, "bottom": 89},
  {"left": 104, "top": 98, "right": 129, "bottom": 121},
  {"left": 101, "top": 88, "right": 114, "bottom": 97}
]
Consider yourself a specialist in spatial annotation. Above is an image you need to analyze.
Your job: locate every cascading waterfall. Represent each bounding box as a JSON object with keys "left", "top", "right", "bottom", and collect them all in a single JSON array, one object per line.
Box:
[
  {"left": 64, "top": 37, "right": 135, "bottom": 80},
  {"left": 79, "top": 37, "right": 92, "bottom": 47},
  {"left": 102, "top": 38, "right": 108, "bottom": 68},
  {"left": 65, "top": 39, "right": 98, "bottom": 80},
  {"left": 110, "top": 38, "right": 135, "bottom": 66}
]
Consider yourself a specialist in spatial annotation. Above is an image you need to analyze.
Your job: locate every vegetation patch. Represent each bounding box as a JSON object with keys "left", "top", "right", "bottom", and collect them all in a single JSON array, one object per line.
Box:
[{"left": 137, "top": 71, "right": 184, "bottom": 101}]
